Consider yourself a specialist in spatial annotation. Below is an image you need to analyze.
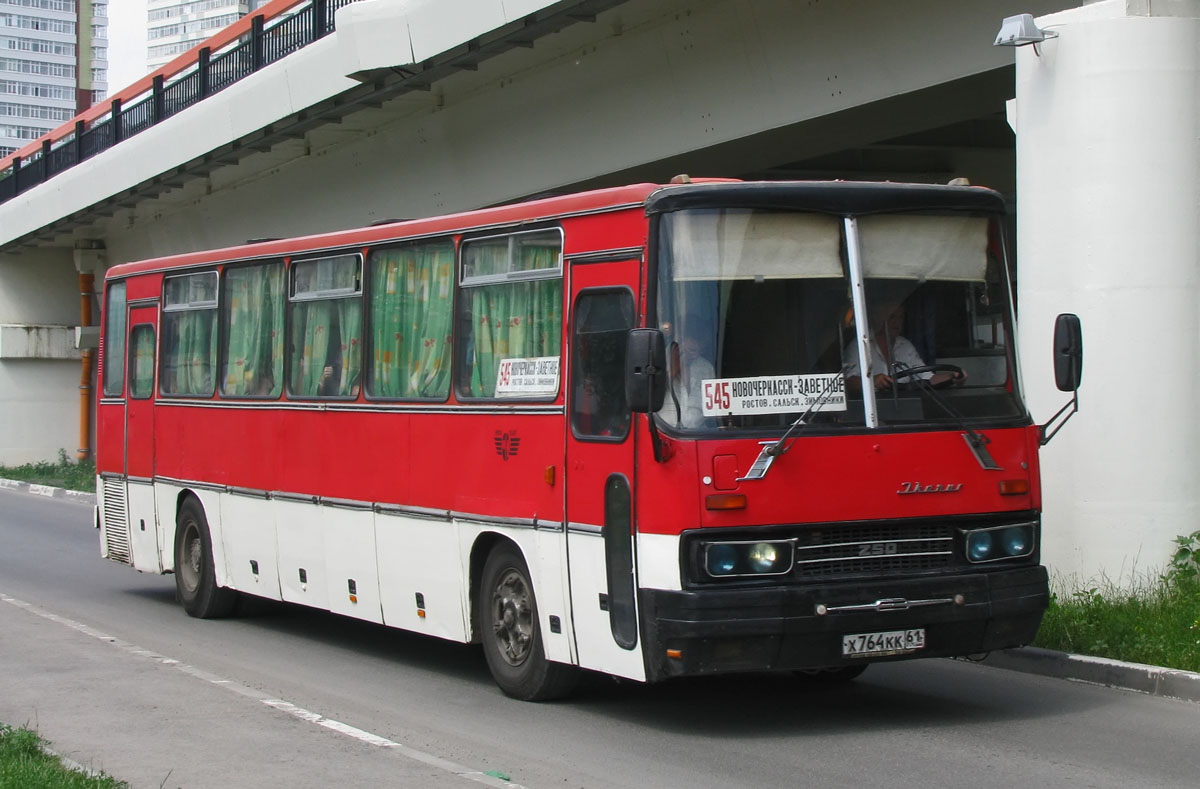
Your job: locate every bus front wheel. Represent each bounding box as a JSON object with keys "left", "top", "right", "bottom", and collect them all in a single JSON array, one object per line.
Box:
[
  {"left": 479, "top": 543, "right": 577, "bottom": 701},
  {"left": 174, "top": 497, "right": 237, "bottom": 619}
]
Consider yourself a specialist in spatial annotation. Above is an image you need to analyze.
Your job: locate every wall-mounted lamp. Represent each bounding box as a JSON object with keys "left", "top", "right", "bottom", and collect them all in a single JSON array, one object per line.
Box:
[{"left": 994, "top": 13, "right": 1057, "bottom": 47}]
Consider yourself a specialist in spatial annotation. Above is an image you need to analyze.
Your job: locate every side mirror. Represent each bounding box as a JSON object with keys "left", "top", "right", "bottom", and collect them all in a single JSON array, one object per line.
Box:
[
  {"left": 1052, "top": 313, "right": 1083, "bottom": 392},
  {"left": 1041, "top": 313, "right": 1082, "bottom": 445},
  {"left": 625, "top": 329, "right": 667, "bottom": 413}
]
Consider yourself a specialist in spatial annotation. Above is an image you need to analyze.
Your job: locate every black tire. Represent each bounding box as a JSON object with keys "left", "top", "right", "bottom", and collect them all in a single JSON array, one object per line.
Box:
[
  {"left": 793, "top": 665, "right": 869, "bottom": 683},
  {"left": 479, "top": 543, "right": 578, "bottom": 701},
  {"left": 174, "top": 497, "right": 238, "bottom": 619}
]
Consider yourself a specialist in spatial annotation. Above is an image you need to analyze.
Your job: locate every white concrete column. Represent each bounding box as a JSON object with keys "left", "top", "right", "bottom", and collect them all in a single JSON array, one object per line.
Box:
[
  {"left": 1015, "top": 1, "right": 1200, "bottom": 582},
  {"left": 0, "top": 248, "right": 84, "bottom": 464}
]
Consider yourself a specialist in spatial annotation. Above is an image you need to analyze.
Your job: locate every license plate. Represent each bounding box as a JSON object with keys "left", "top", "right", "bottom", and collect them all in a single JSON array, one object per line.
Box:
[{"left": 842, "top": 628, "right": 926, "bottom": 657}]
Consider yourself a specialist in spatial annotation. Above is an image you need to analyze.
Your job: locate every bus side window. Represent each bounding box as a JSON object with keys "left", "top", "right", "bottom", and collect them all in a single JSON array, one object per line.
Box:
[
  {"left": 571, "top": 290, "right": 634, "bottom": 439},
  {"left": 161, "top": 272, "right": 218, "bottom": 397},
  {"left": 222, "top": 262, "right": 284, "bottom": 398},
  {"left": 287, "top": 254, "right": 363, "bottom": 399},
  {"left": 457, "top": 230, "right": 563, "bottom": 399},
  {"left": 102, "top": 281, "right": 127, "bottom": 397},
  {"left": 129, "top": 325, "right": 156, "bottom": 399},
  {"left": 366, "top": 239, "right": 455, "bottom": 400}
]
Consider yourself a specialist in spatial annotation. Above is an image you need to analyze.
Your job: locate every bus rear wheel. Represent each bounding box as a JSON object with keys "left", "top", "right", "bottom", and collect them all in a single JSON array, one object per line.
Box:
[
  {"left": 174, "top": 497, "right": 237, "bottom": 619},
  {"left": 479, "top": 543, "right": 577, "bottom": 701}
]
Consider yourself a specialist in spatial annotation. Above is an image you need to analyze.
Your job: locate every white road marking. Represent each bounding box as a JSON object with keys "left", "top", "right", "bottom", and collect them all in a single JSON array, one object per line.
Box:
[{"left": 1, "top": 592, "right": 523, "bottom": 789}]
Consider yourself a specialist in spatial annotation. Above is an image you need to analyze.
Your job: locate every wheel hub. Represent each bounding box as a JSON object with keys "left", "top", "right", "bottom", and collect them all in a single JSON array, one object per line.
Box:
[{"left": 491, "top": 570, "right": 533, "bottom": 667}]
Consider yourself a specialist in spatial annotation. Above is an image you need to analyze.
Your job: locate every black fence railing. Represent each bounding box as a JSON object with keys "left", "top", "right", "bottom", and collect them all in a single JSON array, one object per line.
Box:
[{"left": 0, "top": 0, "right": 358, "bottom": 207}]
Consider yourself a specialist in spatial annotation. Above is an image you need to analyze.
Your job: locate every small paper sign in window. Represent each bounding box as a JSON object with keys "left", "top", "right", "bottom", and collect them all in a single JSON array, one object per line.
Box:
[{"left": 495, "top": 356, "right": 559, "bottom": 397}]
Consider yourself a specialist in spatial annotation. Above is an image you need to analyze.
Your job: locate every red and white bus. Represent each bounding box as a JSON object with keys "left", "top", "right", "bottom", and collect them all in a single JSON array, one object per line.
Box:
[{"left": 96, "top": 179, "right": 1082, "bottom": 700}]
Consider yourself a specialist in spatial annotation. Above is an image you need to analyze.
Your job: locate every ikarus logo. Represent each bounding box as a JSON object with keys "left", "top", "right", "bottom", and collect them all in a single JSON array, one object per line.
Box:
[
  {"left": 897, "top": 481, "right": 963, "bottom": 495},
  {"left": 494, "top": 431, "right": 521, "bottom": 461}
]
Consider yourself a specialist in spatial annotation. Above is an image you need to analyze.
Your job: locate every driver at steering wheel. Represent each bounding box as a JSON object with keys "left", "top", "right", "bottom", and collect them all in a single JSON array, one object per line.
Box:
[{"left": 845, "top": 299, "right": 967, "bottom": 390}]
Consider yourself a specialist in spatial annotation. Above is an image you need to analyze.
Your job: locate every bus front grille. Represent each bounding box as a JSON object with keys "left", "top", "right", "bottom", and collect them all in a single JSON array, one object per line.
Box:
[{"left": 792, "top": 523, "right": 955, "bottom": 580}]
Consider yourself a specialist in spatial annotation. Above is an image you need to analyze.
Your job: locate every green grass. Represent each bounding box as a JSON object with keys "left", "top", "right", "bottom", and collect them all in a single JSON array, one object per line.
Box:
[
  {"left": 0, "top": 451, "right": 95, "bottom": 493},
  {"left": 0, "top": 725, "right": 125, "bottom": 788},
  {"left": 1033, "top": 537, "right": 1200, "bottom": 673}
]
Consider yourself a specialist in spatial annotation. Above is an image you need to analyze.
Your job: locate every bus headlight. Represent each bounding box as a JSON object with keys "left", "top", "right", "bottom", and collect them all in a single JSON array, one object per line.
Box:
[
  {"left": 747, "top": 542, "right": 784, "bottom": 573},
  {"left": 966, "top": 530, "right": 994, "bottom": 562},
  {"left": 963, "top": 523, "right": 1036, "bottom": 563},
  {"left": 1000, "top": 526, "right": 1031, "bottom": 557},
  {"left": 706, "top": 544, "right": 738, "bottom": 576},
  {"left": 703, "top": 540, "right": 793, "bottom": 577}
]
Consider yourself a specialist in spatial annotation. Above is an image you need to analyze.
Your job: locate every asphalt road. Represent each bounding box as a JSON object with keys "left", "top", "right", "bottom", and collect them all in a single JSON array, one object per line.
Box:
[{"left": 2, "top": 487, "right": 1198, "bottom": 789}]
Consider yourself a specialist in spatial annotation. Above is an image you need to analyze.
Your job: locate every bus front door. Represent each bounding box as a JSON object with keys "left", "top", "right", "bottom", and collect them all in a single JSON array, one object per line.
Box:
[
  {"left": 123, "top": 307, "right": 161, "bottom": 573},
  {"left": 565, "top": 260, "right": 645, "bottom": 681}
]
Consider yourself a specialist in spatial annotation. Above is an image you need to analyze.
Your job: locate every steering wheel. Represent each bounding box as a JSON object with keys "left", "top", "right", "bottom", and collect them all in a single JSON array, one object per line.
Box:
[{"left": 891, "top": 363, "right": 966, "bottom": 384}]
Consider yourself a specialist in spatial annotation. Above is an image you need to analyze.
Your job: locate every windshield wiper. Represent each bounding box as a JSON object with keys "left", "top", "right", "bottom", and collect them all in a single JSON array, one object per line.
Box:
[
  {"left": 738, "top": 372, "right": 844, "bottom": 481},
  {"left": 892, "top": 362, "right": 1001, "bottom": 471}
]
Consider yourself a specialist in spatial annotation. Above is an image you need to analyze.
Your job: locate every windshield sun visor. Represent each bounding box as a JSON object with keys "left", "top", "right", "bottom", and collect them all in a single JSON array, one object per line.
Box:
[
  {"left": 667, "top": 211, "right": 842, "bottom": 281},
  {"left": 858, "top": 214, "right": 989, "bottom": 282}
]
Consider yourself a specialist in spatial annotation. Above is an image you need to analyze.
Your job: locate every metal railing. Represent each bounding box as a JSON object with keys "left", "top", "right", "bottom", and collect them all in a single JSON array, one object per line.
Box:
[{"left": 0, "top": 0, "right": 359, "bottom": 206}]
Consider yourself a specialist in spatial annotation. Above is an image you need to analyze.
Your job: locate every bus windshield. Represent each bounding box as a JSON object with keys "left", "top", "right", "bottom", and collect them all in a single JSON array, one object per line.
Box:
[{"left": 655, "top": 207, "right": 1025, "bottom": 432}]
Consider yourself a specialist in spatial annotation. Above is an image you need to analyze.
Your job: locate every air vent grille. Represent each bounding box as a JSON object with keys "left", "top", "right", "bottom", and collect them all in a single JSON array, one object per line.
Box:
[{"left": 101, "top": 478, "right": 131, "bottom": 565}]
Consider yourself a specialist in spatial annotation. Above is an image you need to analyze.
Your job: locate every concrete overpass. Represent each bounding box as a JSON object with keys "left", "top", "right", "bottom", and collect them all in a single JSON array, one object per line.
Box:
[
  {"left": 0, "top": 0, "right": 1060, "bottom": 451},
  {"left": 4, "top": 0, "right": 1199, "bottom": 582}
]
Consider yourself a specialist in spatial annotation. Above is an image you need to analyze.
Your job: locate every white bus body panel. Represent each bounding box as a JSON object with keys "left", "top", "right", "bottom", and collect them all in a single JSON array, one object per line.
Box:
[
  {"left": 567, "top": 530, "right": 646, "bottom": 682},
  {"left": 376, "top": 512, "right": 466, "bottom": 640},
  {"left": 323, "top": 506, "right": 384, "bottom": 624},
  {"left": 637, "top": 533, "right": 684, "bottom": 592},
  {"left": 126, "top": 479, "right": 162, "bottom": 574},
  {"left": 218, "top": 493, "right": 283, "bottom": 601},
  {"left": 275, "top": 498, "right": 331, "bottom": 611}
]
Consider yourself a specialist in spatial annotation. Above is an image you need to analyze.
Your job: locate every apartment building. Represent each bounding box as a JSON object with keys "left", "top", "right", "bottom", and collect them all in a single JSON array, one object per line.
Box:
[
  {"left": 0, "top": 0, "right": 107, "bottom": 156},
  {"left": 146, "top": 0, "right": 270, "bottom": 71}
]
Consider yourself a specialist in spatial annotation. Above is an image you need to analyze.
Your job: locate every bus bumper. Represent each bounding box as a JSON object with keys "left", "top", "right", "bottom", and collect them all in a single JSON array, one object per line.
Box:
[{"left": 638, "top": 565, "right": 1048, "bottom": 682}]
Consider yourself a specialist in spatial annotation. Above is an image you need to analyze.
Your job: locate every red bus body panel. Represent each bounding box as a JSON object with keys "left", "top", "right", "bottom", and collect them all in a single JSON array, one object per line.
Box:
[{"left": 636, "top": 426, "right": 1040, "bottom": 536}]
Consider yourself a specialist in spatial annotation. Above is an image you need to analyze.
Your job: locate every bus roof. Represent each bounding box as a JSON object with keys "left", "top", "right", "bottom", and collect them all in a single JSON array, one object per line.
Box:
[
  {"left": 105, "top": 182, "right": 664, "bottom": 280},
  {"left": 104, "top": 179, "right": 1005, "bottom": 280}
]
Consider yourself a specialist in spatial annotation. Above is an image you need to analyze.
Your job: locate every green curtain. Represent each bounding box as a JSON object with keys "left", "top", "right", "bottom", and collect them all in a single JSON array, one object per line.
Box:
[
  {"left": 290, "top": 300, "right": 333, "bottom": 395},
  {"left": 223, "top": 264, "right": 284, "bottom": 396},
  {"left": 465, "top": 242, "right": 562, "bottom": 397},
  {"left": 336, "top": 297, "right": 363, "bottom": 396},
  {"left": 103, "top": 282, "right": 126, "bottom": 396},
  {"left": 289, "top": 257, "right": 362, "bottom": 397},
  {"left": 131, "top": 326, "right": 155, "bottom": 398},
  {"left": 164, "top": 309, "right": 216, "bottom": 395},
  {"left": 369, "top": 241, "right": 455, "bottom": 398}
]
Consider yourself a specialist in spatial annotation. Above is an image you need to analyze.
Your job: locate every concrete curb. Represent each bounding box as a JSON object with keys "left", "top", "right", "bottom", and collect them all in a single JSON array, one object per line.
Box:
[
  {"left": 4, "top": 477, "right": 1196, "bottom": 704},
  {"left": 0, "top": 477, "right": 94, "bottom": 505},
  {"left": 62, "top": 488, "right": 96, "bottom": 504},
  {"left": 982, "top": 646, "right": 1200, "bottom": 703}
]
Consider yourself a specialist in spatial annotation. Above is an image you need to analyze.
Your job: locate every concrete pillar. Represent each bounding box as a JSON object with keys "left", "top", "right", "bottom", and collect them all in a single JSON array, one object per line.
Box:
[
  {"left": 0, "top": 247, "right": 85, "bottom": 464},
  {"left": 1014, "top": 0, "right": 1200, "bottom": 583}
]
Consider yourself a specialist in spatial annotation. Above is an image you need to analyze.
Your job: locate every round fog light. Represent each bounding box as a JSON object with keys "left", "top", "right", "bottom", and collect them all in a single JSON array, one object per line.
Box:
[{"left": 967, "top": 531, "right": 994, "bottom": 562}]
